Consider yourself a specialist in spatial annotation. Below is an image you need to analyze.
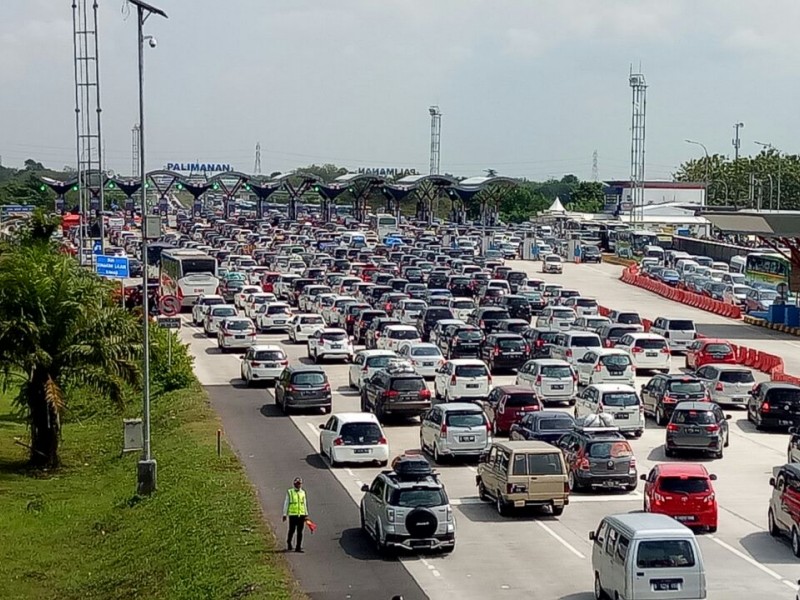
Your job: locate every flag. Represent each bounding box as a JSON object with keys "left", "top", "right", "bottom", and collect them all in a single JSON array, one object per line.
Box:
[{"left": 305, "top": 519, "right": 317, "bottom": 534}]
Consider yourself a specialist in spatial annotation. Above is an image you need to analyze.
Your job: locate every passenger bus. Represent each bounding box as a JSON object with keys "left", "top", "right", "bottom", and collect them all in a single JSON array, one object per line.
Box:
[
  {"left": 615, "top": 229, "right": 659, "bottom": 257},
  {"left": 159, "top": 249, "right": 220, "bottom": 308},
  {"left": 745, "top": 252, "right": 790, "bottom": 289},
  {"left": 368, "top": 213, "right": 399, "bottom": 241}
]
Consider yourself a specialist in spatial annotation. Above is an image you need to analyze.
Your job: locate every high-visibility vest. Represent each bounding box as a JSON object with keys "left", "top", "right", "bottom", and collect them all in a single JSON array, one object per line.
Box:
[{"left": 287, "top": 488, "right": 307, "bottom": 516}]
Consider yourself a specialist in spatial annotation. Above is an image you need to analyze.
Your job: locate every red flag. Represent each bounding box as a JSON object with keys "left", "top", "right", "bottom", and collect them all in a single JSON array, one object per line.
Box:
[{"left": 305, "top": 519, "right": 317, "bottom": 534}]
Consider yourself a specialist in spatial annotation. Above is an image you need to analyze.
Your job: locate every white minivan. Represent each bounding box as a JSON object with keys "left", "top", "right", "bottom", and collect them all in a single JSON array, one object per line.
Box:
[
  {"left": 590, "top": 513, "right": 706, "bottom": 600},
  {"left": 574, "top": 384, "right": 644, "bottom": 437}
]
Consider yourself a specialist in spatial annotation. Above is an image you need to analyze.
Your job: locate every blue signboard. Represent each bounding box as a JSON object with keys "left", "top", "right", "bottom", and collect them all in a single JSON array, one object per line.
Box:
[
  {"left": 95, "top": 255, "right": 130, "bottom": 278},
  {"left": 92, "top": 240, "right": 103, "bottom": 255},
  {"left": 1, "top": 204, "right": 34, "bottom": 215}
]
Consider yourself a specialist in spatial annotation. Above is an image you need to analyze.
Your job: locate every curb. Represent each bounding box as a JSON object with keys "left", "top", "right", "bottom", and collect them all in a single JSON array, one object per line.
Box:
[
  {"left": 602, "top": 255, "right": 637, "bottom": 267},
  {"left": 743, "top": 314, "right": 800, "bottom": 337}
]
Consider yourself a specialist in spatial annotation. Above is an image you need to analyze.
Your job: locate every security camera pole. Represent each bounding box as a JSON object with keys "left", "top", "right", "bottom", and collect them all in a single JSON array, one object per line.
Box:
[{"left": 129, "top": 0, "right": 168, "bottom": 496}]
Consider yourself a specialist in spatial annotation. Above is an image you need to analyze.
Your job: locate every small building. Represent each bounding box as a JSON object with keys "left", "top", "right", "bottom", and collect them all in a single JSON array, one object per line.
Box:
[{"left": 603, "top": 181, "right": 706, "bottom": 215}]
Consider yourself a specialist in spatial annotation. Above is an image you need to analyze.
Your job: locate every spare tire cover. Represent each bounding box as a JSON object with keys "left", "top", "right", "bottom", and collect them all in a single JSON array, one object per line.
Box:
[{"left": 405, "top": 508, "right": 438, "bottom": 538}]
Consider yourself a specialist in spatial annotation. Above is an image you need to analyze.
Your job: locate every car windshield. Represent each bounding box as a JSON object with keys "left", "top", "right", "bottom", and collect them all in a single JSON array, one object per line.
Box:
[
  {"left": 600, "top": 355, "right": 631, "bottom": 367},
  {"left": 571, "top": 336, "right": 601, "bottom": 348},
  {"left": 672, "top": 410, "right": 715, "bottom": 425},
  {"left": 601, "top": 392, "right": 639, "bottom": 407},
  {"left": 541, "top": 365, "right": 572, "bottom": 378},
  {"left": 636, "top": 540, "right": 696, "bottom": 569},
  {"left": 322, "top": 332, "right": 348, "bottom": 342},
  {"left": 405, "top": 302, "right": 426, "bottom": 310},
  {"left": 538, "top": 417, "right": 574, "bottom": 431},
  {"left": 455, "top": 365, "right": 488, "bottom": 377},
  {"left": 662, "top": 270, "right": 679, "bottom": 277},
  {"left": 483, "top": 310, "right": 510, "bottom": 319},
  {"left": 390, "top": 489, "right": 446, "bottom": 508},
  {"left": 253, "top": 350, "right": 285, "bottom": 361},
  {"left": 390, "top": 329, "right": 419, "bottom": 339},
  {"left": 635, "top": 339, "right": 667, "bottom": 350},
  {"left": 718, "top": 370, "right": 754, "bottom": 384},
  {"left": 291, "top": 372, "right": 326, "bottom": 386},
  {"left": 391, "top": 378, "right": 425, "bottom": 392},
  {"left": 445, "top": 412, "right": 485, "bottom": 428},
  {"left": 667, "top": 320, "right": 694, "bottom": 330},
  {"left": 212, "top": 308, "right": 236, "bottom": 317},
  {"left": 575, "top": 298, "right": 597, "bottom": 307},
  {"left": 426, "top": 309, "right": 454, "bottom": 321},
  {"left": 766, "top": 389, "right": 800, "bottom": 403},
  {"left": 506, "top": 298, "right": 528, "bottom": 306},
  {"left": 412, "top": 347, "right": 441, "bottom": 357},
  {"left": 552, "top": 310, "right": 574, "bottom": 319},
  {"left": 668, "top": 381, "right": 705, "bottom": 394},
  {"left": 202, "top": 298, "right": 225, "bottom": 306},
  {"left": 452, "top": 300, "right": 475, "bottom": 309},
  {"left": 512, "top": 452, "right": 563, "bottom": 476},
  {"left": 365, "top": 355, "right": 394, "bottom": 368},
  {"left": 456, "top": 330, "right": 484, "bottom": 341},
  {"left": 617, "top": 313, "right": 642, "bottom": 324},
  {"left": 267, "top": 306, "right": 290, "bottom": 314},
  {"left": 658, "top": 476, "right": 709, "bottom": 494},
  {"left": 227, "top": 320, "right": 252, "bottom": 331},
  {"left": 759, "top": 290, "right": 778, "bottom": 300},
  {"left": 339, "top": 423, "right": 382, "bottom": 445},
  {"left": 588, "top": 441, "right": 632, "bottom": 459},
  {"left": 704, "top": 343, "right": 732, "bottom": 354},
  {"left": 498, "top": 338, "right": 525, "bottom": 350},
  {"left": 300, "top": 316, "right": 325, "bottom": 324},
  {"left": 505, "top": 393, "right": 537, "bottom": 407}
]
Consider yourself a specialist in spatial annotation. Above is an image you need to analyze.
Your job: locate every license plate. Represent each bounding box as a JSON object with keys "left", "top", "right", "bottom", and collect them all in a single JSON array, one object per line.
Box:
[
  {"left": 353, "top": 448, "right": 371, "bottom": 454},
  {"left": 505, "top": 352, "right": 521, "bottom": 356},
  {"left": 615, "top": 413, "right": 630, "bottom": 419},
  {"left": 460, "top": 436, "right": 475, "bottom": 442},
  {"left": 780, "top": 420, "right": 793, "bottom": 426},
  {"left": 275, "top": 320, "right": 286, "bottom": 324},
  {"left": 235, "top": 335, "right": 245, "bottom": 339},
  {"left": 552, "top": 384, "right": 564, "bottom": 390},
  {"left": 330, "top": 344, "right": 342, "bottom": 349},
  {"left": 651, "top": 579, "right": 682, "bottom": 592},
  {"left": 264, "top": 362, "right": 277, "bottom": 368},
  {"left": 675, "top": 515, "right": 695, "bottom": 522},
  {"left": 423, "top": 362, "right": 434, "bottom": 367},
  {"left": 686, "top": 428, "right": 700, "bottom": 434},
  {"left": 466, "top": 383, "right": 480, "bottom": 389},
  {"left": 646, "top": 352, "right": 658, "bottom": 357}
]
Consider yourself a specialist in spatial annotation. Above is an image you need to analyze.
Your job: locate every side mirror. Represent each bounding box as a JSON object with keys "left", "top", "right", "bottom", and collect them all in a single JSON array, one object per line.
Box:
[
  {"left": 318, "top": 424, "right": 325, "bottom": 429},
  {"left": 724, "top": 414, "right": 732, "bottom": 420},
  {"left": 640, "top": 474, "right": 647, "bottom": 481},
  {"left": 709, "top": 474, "right": 718, "bottom": 481},
  {"left": 769, "top": 477, "right": 776, "bottom": 488},
  {"left": 478, "top": 453, "right": 488, "bottom": 463},
  {"left": 239, "top": 355, "right": 245, "bottom": 360},
  {"left": 360, "top": 484, "right": 369, "bottom": 493},
  {"left": 589, "top": 531, "right": 596, "bottom": 541},
  {"left": 790, "top": 426, "right": 798, "bottom": 435}
]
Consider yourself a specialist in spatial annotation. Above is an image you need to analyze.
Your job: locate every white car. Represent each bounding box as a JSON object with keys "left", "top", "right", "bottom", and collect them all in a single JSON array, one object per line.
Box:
[
  {"left": 574, "top": 383, "right": 644, "bottom": 437},
  {"left": 327, "top": 296, "right": 358, "bottom": 327},
  {"left": 348, "top": 349, "right": 399, "bottom": 390},
  {"left": 574, "top": 316, "right": 612, "bottom": 333},
  {"left": 307, "top": 328, "right": 354, "bottom": 363},
  {"left": 449, "top": 297, "right": 477, "bottom": 321},
  {"left": 318, "top": 412, "right": 389, "bottom": 468},
  {"left": 377, "top": 324, "right": 421, "bottom": 352},
  {"left": 287, "top": 313, "right": 326, "bottom": 343},
  {"left": 298, "top": 285, "right": 333, "bottom": 312},
  {"left": 515, "top": 358, "right": 576, "bottom": 405},
  {"left": 562, "top": 296, "right": 599, "bottom": 317},
  {"left": 574, "top": 348, "right": 636, "bottom": 386},
  {"left": 397, "top": 343, "right": 444, "bottom": 378},
  {"left": 256, "top": 301, "right": 292, "bottom": 332},
  {"left": 395, "top": 299, "right": 428, "bottom": 325},
  {"left": 235, "top": 285, "right": 262, "bottom": 309},
  {"left": 542, "top": 254, "right": 563, "bottom": 273},
  {"left": 314, "top": 293, "right": 338, "bottom": 318},
  {"left": 239, "top": 344, "right": 288, "bottom": 386},
  {"left": 244, "top": 292, "right": 276, "bottom": 319},
  {"left": 217, "top": 317, "right": 257, "bottom": 352},
  {"left": 192, "top": 294, "right": 225, "bottom": 326},
  {"left": 204, "top": 304, "right": 238, "bottom": 336},
  {"left": 615, "top": 332, "right": 671, "bottom": 374},
  {"left": 434, "top": 359, "right": 491, "bottom": 403},
  {"left": 336, "top": 277, "right": 362, "bottom": 296},
  {"left": 537, "top": 306, "right": 577, "bottom": 330}
]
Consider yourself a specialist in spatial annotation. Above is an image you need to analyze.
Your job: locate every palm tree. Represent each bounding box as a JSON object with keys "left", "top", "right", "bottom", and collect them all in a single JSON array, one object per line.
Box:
[{"left": 0, "top": 241, "right": 141, "bottom": 468}]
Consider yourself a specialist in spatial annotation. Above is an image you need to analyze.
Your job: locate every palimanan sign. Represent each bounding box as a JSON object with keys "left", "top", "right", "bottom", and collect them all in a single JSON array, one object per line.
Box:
[{"left": 165, "top": 162, "right": 233, "bottom": 173}]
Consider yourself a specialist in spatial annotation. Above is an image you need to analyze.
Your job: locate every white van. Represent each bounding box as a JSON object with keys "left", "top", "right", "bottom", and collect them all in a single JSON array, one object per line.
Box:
[
  {"left": 729, "top": 255, "right": 746, "bottom": 274},
  {"left": 644, "top": 245, "right": 665, "bottom": 262},
  {"left": 675, "top": 259, "right": 699, "bottom": 278},
  {"left": 340, "top": 232, "right": 367, "bottom": 248},
  {"left": 590, "top": 513, "right": 706, "bottom": 600}
]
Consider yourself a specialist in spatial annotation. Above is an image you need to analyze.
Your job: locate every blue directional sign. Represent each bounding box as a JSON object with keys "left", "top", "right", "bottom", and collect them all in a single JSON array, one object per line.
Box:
[
  {"left": 95, "top": 255, "right": 130, "bottom": 278},
  {"left": 1, "top": 204, "right": 34, "bottom": 215},
  {"left": 92, "top": 240, "right": 103, "bottom": 255}
]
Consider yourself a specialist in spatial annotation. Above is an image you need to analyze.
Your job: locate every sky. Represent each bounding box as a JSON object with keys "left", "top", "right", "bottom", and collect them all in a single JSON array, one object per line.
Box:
[{"left": 2, "top": 0, "right": 800, "bottom": 181}]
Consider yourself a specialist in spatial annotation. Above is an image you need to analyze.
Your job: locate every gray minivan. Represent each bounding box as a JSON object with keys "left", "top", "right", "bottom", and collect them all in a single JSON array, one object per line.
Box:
[{"left": 590, "top": 513, "right": 706, "bottom": 600}]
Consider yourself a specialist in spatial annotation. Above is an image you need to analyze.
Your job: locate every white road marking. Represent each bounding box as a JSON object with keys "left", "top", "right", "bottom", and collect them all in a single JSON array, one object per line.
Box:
[
  {"left": 707, "top": 535, "right": 789, "bottom": 586},
  {"left": 466, "top": 466, "right": 477, "bottom": 473},
  {"left": 537, "top": 521, "right": 586, "bottom": 560},
  {"left": 354, "top": 480, "right": 365, "bottom": 489},
  {"left": 306, "top": 422, "right": 320, "bottom": 435},
  {"left": 450, "top": 493, "right": 641, "bottom": 506},
  {"left": 345, "top": 468, "right": 355, "bottom": 476},
  {"left": 420, "top": 558, "right": 441, "bottom": 577}
]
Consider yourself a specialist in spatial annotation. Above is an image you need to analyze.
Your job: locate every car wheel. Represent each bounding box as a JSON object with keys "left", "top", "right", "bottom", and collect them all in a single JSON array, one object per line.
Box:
[
  {"left": 478, "top": 481, "right": 488, "bottom": 501},
  {"left": 724, "top": 431, "right": 730, "bottom": 448},
  {"left": 793, "top": 527, "right": 800, "bottom": 558},
  {"left": 348, "top": 373, "right": 356, "bottom": 390},
  {"left": 656, "top": 404, "right": 667, "bottom": 427},
  {"left": 769, "top": 509, "right": 781, "bottom": 537},
  {"left": 359, "top": 505, "right": 366, "bottom": 531},
  {"left": 313, "top": 350, "right": 320, "bottom": 364},
  {"left": 434, "top": 385, "right": 442, "bottom": 401},
  {"left": 707, "top": 525, "right": 717, "bottom": 534},
  {"left": 419, "top": 433, "right": 426, "bottom": 453},
  {"left": 551, "top": 505, "right": 564, "bottom": 517},
  {"left": 568, "top": 470, "right": 583, "bottom": 492},
  {"left": 714, "top": 448, "right": 723, "bottom": 459},
  {"left": 322, "top": 405, "right": 331, "bottom": 415},
  {"left": 433, "top": 444, "right": 443, "bottom": 464},
  {"left": 329, "top": 450, "right": 338, "bottom": 468},
  {"left": 664, "top": 446, "right": 675, "bottom": 458},
  {"left": 594, "top": 574, "right": 606, "bottom": 600},
  {"left": 495, "top": 494, "right": 508, "bottom": 516},
  {"left": 375, "top": 522, "right": 387, "bottom": 553}
]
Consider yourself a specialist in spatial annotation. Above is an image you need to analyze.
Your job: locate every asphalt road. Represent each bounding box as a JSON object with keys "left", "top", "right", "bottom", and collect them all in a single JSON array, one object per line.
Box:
[{"left": 182, "top": 260, "right": 800, "bottom": 600}]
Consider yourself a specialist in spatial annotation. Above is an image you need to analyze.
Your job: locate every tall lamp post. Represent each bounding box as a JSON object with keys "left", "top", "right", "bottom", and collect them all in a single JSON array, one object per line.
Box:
[
  {"left": 129, "top": 0, "right": 168, "bottom": 496},
  {"left": 755, "top": 141, "right": 781, "bottom": 210},
  {"left": 685, "top": 139, "right": 710, "bottom": 204},
  {"left": 732, "top": 122, "right": 744, "bottom": 161}
]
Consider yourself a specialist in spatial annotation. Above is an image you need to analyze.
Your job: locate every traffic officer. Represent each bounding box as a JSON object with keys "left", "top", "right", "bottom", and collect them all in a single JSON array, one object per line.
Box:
[{"left": 282, "top": 477, "right": 308, "bottom": 552}]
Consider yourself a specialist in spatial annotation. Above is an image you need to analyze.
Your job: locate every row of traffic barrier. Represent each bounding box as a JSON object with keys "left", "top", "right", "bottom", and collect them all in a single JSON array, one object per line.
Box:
[{"left": 620, "top": 266, "right": 742, "bottom": 319}]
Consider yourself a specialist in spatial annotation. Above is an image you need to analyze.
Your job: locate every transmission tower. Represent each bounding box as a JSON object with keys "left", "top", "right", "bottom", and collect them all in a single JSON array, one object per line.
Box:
[
  {"left": 132, "top": 124, "right": 140, "bottom": 177},
  {"left": 429, "top": 105, "right": 442, "bottom": 175},
  {"left": 592, "top": 150, "right": 599, "bottom": 181},
  {"left": 629, "top": 68, "right": 647, "bottom": 224},
  {"left": 72, "top": 0, "right": 105, "bottom": 258},
  {"left": 254, "top": 141, "right": 262, "bottom": 175}
]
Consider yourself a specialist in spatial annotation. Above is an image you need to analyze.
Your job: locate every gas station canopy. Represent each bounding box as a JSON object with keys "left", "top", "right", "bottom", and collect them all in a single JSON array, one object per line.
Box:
[{"left": 703, "top": 210, "right": 800, "bottom": 237}]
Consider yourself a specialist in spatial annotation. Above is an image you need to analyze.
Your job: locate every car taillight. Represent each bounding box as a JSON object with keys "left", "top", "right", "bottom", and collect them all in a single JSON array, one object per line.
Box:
[
  {"left": 524, "top": 344, "right": 531, "bottom": 354},
  {"left": 375, "top": 332, "right": 381, "bottom": 338},
  {"left": 280, "top": 360, "right": 289, "bottom": 366},
  {"left": 385, "top": 390, "right": 399, "bottom": 398},
  {"left": 287, "top": 385, "right": 297, "bottom": 393},
  {"left": 760, "top": 402, "right": 770, "bottom": 413},
  {"left": 450, "top": 375, "right": 457, "bottom": 385},
  {"left": 578, "top": 457, "right": 590, "bottom": 471},
  {"left": 534, "top": 375, "right": 542, "bottom": 386},
  {"left": 663, "top": 395, "right": 676, "bottom": 404},
  {"left": 667, "top": 423, "right": 680, "bottom": 432},
  {"left": 572, "top": 371, "right": 577, "bottom": 383},
  {"left": 487, "top": 374, "right": 492, "bottom": 385},
  {"left": 493, "top": 346, "right": 501, "bottom": 356},
  {"left": 628, "top": 457, "right": 636, "bottom": 472},
  {"left": 566, "top": 349, "right": 572, "bottom": 358},
  {"left": 419, "top": 389, "right": 431, "bottom": 399},
  {"left": 653, "top": 492, "right": 666, "bottom": 504},
  {"left": 333, "top": 437, "right": 344, "bottom": 446},
  {"left": 704, "top": 493, "right": 716, "bottom": 503},
  {"left": 715, "top": 382, "right": 724, "bottom": 391},
  {"left": 378, "top": 436, "right": 388, "bottom": 445},
  {"left": 594, "top": 363, "right": 603, "bottom": 372},
  {"left": 251, "top": 362, "right": 262, "bottom": 367},
  {"left": 631, "top": 346, "right": 642, "bottom": 353},
  {"left": 535, "top": 339, "right": 544, "bottom": 347},
  {"left": 479, "top": 320, "right": 485, "bottom": 329},
  {"left": 661, "top": 347, "right": 670, "bottom": 354},
  {"left": 604, "top": 339, "right": 612, "bottom": 348},
  {"left": 439, "top": 423, "right": 447, "bottom": 435},
  {"left": 705, "top": 424, "right": 719, "bottom": 433}
]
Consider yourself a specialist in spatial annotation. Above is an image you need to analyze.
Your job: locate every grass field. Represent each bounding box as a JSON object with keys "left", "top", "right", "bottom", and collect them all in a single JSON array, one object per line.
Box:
[{"left": 0, "top": 384, "right": 302, "bottom": 600}]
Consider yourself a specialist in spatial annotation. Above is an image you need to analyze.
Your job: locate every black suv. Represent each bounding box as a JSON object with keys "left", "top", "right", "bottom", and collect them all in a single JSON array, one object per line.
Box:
[
  {"left": 365, "top": 317, "right": 401, "bottom": 350},
  {"left": 641, "top": 374, "right": 709, "bottom": 425},
  {"left": 275, "top": 365, "right": 332, "bottom": 414},
  {"left": 555, "top": 426, "right": 638, "bottom": 492},
  {"left": 480, "top": 333, "right": 529, "bottom": 373},
  {"left": 581, "top": 245, "right": 602, "bottom": 263},
  {"left": 354, "top": 309, "right": 388, "bottom": 344},
  {"left": 470, "top": 307, "right": 511, "bottom": 334},
  {"left": 447, "top": 275, "right": 473, "bottom": 297},
  {"left": 748, "top": 382, "right": 800, "bottom": 430},
  {"left": 500, "top": 295, "right": 532, "bottom": 321},
  {"left": 666, "top": 401, "right": 730, "bottom": 458},
  {"left": 440, "top": 325, "right": 485, "bottom": 359},
  {"left": 360, "top": 366, "right": 432, "bottom": 422},
  {"left": 417, "top": 307, "right": 455, "bottom": 342}
]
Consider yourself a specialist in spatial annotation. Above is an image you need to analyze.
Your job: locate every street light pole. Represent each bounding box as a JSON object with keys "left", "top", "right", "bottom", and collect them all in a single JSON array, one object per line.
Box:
[
  {"left": 130, "top": 0, "right": 167, "bottom": 496},
  {"left": 732, "top": 122, "right": 744, "bottom": 162},
  {"left": 755, "top": 140, "right": 781, "bottom": 211},
  {"left": 685, "top": 140, "right": 710, "bottom": 203}
]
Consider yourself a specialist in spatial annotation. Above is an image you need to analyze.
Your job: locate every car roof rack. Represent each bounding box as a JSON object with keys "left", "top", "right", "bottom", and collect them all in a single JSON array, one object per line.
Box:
[{"left": 389, "top": 454, "right": 435, "bottom": 481}]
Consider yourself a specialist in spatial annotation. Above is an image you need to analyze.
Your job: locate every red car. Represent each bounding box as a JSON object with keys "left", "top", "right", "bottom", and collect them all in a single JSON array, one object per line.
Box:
[
  {"left": 483, "top": 385, "right": 543, "bottom": 435},
  {"left": 641, "top": 462, "right": 718, "bottom": 532},
  {"left": 260, "top": 272, "right": 280, "bottom": 293},
  {"left": 685, "top": 338, "right": 736, "bottom": 370}
]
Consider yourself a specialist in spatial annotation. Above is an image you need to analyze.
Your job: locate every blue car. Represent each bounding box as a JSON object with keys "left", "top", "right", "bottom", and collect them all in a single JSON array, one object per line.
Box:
[{"left": 658, "top": 269, "right": 681, "bottom": 286}]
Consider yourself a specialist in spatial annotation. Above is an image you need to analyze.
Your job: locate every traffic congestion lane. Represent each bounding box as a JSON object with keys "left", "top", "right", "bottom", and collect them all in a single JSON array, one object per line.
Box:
[
  {"left": 510, "top": 259, "right": 800, "bottom": 376},
  {"left": 183, "top": 315, "right": 800, "bottom": 600}
]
